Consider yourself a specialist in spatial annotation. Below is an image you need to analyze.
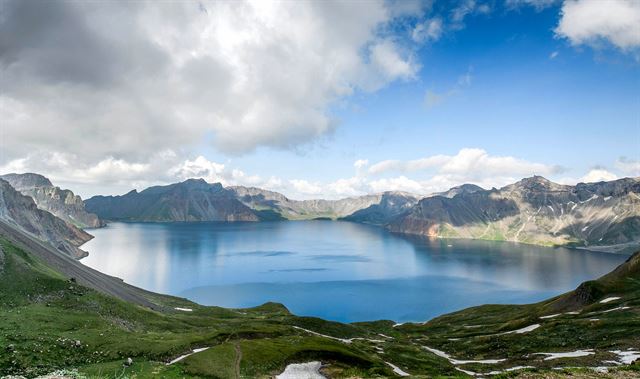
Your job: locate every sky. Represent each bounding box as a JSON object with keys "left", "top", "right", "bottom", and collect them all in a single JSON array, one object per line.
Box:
[{"left": 0, "top": 0, "right": 639, "bottom": 199}]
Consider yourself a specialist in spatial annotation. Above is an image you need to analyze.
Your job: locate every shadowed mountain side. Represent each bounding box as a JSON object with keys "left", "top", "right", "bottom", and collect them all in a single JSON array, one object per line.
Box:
[
  {"left": 85, "top": 179, "right": 260, "bottom": 222},
  {"left": 0, "top": 179, "right": 92, "bottom": 258}
]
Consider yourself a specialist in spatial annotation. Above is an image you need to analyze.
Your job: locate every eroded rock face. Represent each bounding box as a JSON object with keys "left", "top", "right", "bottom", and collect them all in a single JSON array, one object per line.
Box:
[
  {"left": 0, "top": 179, "right": 92, "bottom": 258},
  {"left": 0, "top": 173, "right": 102, "bottom": 228},
  {"left": 388, "top": 176, "right": 640, "bottom": 253}
]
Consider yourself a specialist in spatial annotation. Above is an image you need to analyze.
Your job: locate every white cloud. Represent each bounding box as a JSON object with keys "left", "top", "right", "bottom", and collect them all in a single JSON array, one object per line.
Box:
[
  {"left": 369, "top": 155, "right": 449, "bottom": 174},
  {"left": 412, "top": 18, "right": 443, "bottom": 43},
  {"left": 367, "top": 148, "right": 562, "bottom": 193},
  {"left": 354, "top": 159, "right": 369, "bottom": 170},
  {"left": 549, "top": 51, "right": 559, "bottom": 59},
  {"left": 0, "top": 0, "right": 422, "bottom": 166},
  {"left": 579, "top": 168, "right": 618, "bottom": 183},
  {"left": 289, "top": 179, "right": 323, "bottom": 196},
  {"left": 369, "top": 176, "right": 425, "bottom": 193},
  {"left": 451, "top": 0, "right": 491, "bottom": 29},
  {"left": 555, "top": 0, "right": 640, "bottom": 51},
  {"left": 369, "top": 39, "right": 420, "bottom": 84}
]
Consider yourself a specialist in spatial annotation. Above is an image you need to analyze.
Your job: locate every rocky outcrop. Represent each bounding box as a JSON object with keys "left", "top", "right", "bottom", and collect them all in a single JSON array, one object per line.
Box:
[
  {"left": 389, "top": 176, "right": 640, "bottom": 253},
  {"left": 0, "top": 173, "right": 102, "bottom": 228},
  {"left": 0, "top": 179, "right": 92, "bottom": 258},
  {"left": 85, "top": 179, "right": 260, "bottom": 222}
]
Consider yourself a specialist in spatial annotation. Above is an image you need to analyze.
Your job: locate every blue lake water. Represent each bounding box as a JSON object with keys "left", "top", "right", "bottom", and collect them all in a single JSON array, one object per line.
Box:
[{"left": 81, "top": 221, "right": 627, "bottom": 323}]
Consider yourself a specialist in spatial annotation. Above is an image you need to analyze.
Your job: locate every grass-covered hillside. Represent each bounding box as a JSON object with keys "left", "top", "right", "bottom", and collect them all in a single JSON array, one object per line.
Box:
[{"left": 0, "top": 222, "right": 639, "bottom": 378}]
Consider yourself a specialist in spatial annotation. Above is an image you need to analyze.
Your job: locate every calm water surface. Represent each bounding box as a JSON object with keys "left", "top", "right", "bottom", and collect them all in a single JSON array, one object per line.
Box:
[{"left": 81, "top": 221, "right": 627, "bottom": 322}]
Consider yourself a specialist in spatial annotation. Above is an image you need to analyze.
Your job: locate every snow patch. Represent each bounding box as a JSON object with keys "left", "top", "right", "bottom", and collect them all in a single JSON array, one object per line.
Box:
[
  {"left": 501, "top": 324, "right": 540, "bottom": 335},
  {"left": 174, "top": 307, "right": 193, "bottom": 312},
  {"left": 292, "top": 326, "right": 354, "bottom": 344},
  {"left": 167, "top": 347, "right": 210, "bottom": 365},
  {"left": 600, "top": 297, "right": 621, "bottom": 304},
  {"left": 540, "top": 314, "right": 561, "bottom": 319},
  {"left": 602, "top": 306, "right": 630, "bottom": 313},
  {"left": 610, "top": 350, "right": 640, "bottom": 365},
  {"left": 385, "top": 362, "right": 410, "bottom": 376},
  {"left": 534, "top": 349, "right": 594, "bottom": 360},
  {"left": 423, "top": 346, "right": 506, "bottom": 365},
  {"left": 276, "top": 361, "right": 325, "bottom": 379}
]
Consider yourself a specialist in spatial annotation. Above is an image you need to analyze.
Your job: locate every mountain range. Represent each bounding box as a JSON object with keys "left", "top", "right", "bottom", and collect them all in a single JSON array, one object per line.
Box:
[{"left": 85, "top": 175, "right": 640, "bottom": 254}]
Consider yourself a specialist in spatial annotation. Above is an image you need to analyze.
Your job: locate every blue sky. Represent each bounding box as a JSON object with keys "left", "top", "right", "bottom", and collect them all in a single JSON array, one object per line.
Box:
[
  {"left": 202, "top": 1, "right": 640, "bottom": 197},
  {"left": 1, "top": 0, "right": 639, "bottom": 198}
]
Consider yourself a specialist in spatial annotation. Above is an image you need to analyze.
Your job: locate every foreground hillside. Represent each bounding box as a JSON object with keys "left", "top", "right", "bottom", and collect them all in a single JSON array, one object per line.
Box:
[{"left": 0, "top": 218, "right": 638, "bottom": 378}]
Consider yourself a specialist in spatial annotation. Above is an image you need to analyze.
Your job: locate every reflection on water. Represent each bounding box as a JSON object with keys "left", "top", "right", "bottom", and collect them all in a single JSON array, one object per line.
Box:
[{"left": 81, "top": 220, "right": 627, "bottom": 322}]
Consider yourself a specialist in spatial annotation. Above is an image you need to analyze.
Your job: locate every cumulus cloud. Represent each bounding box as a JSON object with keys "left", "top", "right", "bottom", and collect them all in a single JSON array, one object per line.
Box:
[
  {"left": 579, "top": 168, "right": 619, "bottom": 183},
  {"left": 555, "top": 0, "right": 640, "bottom": 51},
  {"left": 0, "top": 0, "right": 420, "bottom": 165},
  {"left": 367, "top": 148, "right": 563, "bottom": 189}
]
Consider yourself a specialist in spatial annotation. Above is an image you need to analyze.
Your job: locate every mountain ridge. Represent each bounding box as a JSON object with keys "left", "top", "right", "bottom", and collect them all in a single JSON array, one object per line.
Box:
[
  {"left": 0, "top": 173, "right": 102, "bottom": 228},
  {"left": 389, "top": 176, "right": 640, "bottom": 253}
]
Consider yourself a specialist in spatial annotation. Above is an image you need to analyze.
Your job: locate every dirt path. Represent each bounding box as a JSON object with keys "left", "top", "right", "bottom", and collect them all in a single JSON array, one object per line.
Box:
[{"left": 234, "top": 342, "right": 242, "bottom": 379}]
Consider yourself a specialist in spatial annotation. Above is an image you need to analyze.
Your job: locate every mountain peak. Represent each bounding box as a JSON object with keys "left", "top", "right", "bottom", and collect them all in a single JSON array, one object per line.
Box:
[
  {"left": 510, "top": 175, "right": 558, "bottom": 190},
  {"left": 0, "top": 173, "right": 53, "bottom": 190},
  {"left": 178, "top": 178, "right": 217, "bottom": 190}
]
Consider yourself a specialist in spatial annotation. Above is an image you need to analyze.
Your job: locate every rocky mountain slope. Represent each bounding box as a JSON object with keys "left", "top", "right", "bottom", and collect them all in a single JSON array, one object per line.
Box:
[
  {"left": 0, "top": 179, "right": 92, "bottom": 258},
  {"left": 0, "top": 173, "right": 102, "bottom": 228},
  {"left": 389, "top": 176, "right": 640, "bottom": 253},
  {"left": 229, "top": 186, "right": 419, "bottom": 223},
  {"left": 85, "top": 179, "right": 260, "bottom": 222}
]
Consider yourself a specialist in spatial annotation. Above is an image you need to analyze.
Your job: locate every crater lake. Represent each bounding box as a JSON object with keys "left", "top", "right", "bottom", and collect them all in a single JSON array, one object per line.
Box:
[{"left": 80, "top": 220, "right": 627, "bottom": 323}]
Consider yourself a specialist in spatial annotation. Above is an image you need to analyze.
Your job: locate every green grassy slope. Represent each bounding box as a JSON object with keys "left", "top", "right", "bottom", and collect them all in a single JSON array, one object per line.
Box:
[{"left": 0, "top": 231, "right": 639, "bottom": 378}]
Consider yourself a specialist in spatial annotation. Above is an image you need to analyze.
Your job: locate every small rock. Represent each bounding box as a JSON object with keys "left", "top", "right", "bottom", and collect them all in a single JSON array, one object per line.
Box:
[
  {"left": 6, "top": 343, "right": 14, "bottom": 351},
  {"left": 124, "top": 357, "right": 133, "bottom": 366},
  {"left": 74, "top": 340, "right": 81, "bottom": 347}
]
